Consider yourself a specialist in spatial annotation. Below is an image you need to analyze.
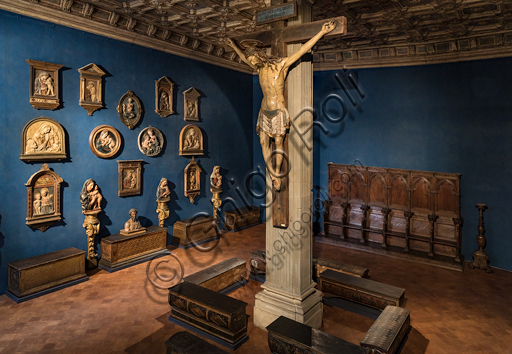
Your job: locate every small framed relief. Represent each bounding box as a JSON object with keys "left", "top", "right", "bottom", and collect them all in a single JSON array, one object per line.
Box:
[
  {"left": 78, "top": 63, "right": 106, "bottom": 116},
  {"left": 20, "top": 117, "right": 67, "bottom": 162},
  {"left": 179, "top": 124, "right": 204, "bottom": 156},
  {"left": 26, "top": 59, "right": 63, "bottom": 110},
  {"left": 117, "top": 90, "right": 143, "bottom": 129},
  {"left": 89, "top": 125, "right": 121, "bottom": 158},
  {"left": 25, "top": 164, "right": 63, "bottom": 232},
  {"left": 184, "top": 157, "right": 201, "bottom": 203},
  {"left": 183, "top": 87, "right": 200, "bottom": 121},
  {"left": 138, "top": 126, "right": 164, "bottom": 157},
  {"left": 118, "top": 160, "right": 143, "bottom": 197},
  {"left": 155, "top": 76, "right": 174, "bottom": 117}
]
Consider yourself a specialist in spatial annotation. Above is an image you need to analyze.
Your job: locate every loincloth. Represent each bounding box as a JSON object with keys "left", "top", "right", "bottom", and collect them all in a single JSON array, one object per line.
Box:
[{"left": 256, "top": 108, "right": 289, "bottom": 138}]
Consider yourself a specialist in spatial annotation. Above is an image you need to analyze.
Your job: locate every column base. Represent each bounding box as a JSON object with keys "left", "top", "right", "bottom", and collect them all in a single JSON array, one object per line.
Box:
[{"left": 253, "top": 283, "right": 323, "bottom": 330}]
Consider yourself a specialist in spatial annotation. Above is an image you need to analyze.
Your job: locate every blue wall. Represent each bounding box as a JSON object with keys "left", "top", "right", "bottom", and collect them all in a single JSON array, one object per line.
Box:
[
  {"left": 312, "top": 61, "right": 512, "bottom": 271},
  {"left": 0, "top": 10, "right": 254, "bottom": 294}
]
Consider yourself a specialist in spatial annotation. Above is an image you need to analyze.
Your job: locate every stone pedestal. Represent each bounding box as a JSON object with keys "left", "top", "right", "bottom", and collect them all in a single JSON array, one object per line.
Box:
[{"left": 253, "top": 1, "right": 323, "bottom": 330}]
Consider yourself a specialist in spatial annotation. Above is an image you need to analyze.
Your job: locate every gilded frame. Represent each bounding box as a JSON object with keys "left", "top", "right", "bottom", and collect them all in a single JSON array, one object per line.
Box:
[
  {"left": 26, "top": 59, "right": 63, "bottom": 110},
  {"left": 20, "top": 117, "right": 67, "bottom": 162},
  {"left": 25, "top": 164, "right": 63, "bottom": 232},
  {"left": 89, "top": 125, "right": 121, "bottom": 159},
  {"left": 118, "top": 160, "right": 143, "bottom": 197},
  {"left": 117, "top": 90, "right": 143, "bottom": 129}
]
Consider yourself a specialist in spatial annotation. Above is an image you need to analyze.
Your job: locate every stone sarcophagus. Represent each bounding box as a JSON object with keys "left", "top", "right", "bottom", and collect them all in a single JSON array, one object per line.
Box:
[
  {"left": 173, "top": 216, "right": 218, "bottom": 248},
  {"left": 320, "top": 269, "right": 405, "bottom": 310},
  {"left": 267, "top": 316, "right": 370, "bottom": 354},
  {"left": 99, "top": 225, "right": 167, "bottom": 271},
  {"left": 183, "top": 258, "right": 247, "bottom": 292},
  {"left": 6, "top": 247, "right": 88, "bottom": 302},
  {"left": 360, "top": 306, "right": 411, "bottom": 354},
  {"left": 224, "top": 206, "right": 261, "bottom": 231},
  {"left": 168, "top": 281, "right": 248, "bottom": 344}
]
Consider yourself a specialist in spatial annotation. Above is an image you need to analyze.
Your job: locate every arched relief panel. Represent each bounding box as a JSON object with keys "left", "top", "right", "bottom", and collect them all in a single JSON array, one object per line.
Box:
[
  {"left": 329, "top": 165, "right": 349, "bottom": 201},
  {"left": 411, "top": 177, "right": 431, "bottom": 210},
  {"left": 368, "top": 173, "right": 386, "bottom": 206},
  {"left": 389, "top": 175, "right": 408, "bottom": 210},
  {"left": 436, "top": 179, "right": 458, "bottom": 215}
]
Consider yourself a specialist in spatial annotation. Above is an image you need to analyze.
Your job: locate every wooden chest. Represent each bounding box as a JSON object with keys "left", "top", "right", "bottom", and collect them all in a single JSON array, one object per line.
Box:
[
  {"left": 267, "top": 316, "right": 370, "bottom": 354},
  {"left": 173, "top": 216, "right": 218, "bottom": 248},
  {"left": 183, "top": 258, "right": 246, "bottom": 292},
  {"left": 99, "top": 225, "right": 167, "bottom": 271},
  {"left": 169, "top": 281, "right": 248, "bottom": 344},
  {"left": 360, "top": 306, "right": 411, "bottom": 354},
  {"left": 224, "top": 206, "right": 261, "bottom": 231},
  {"left": 313, "top": 257, "right": 369, "bottom": 279},
  {"left": 165, "top": 331, "right": 229, "bottom": 354},
  {"left": 6, "top": 247, "right": 88, "bottom": 302},
  {"left": 320, "top": 269, "right": 405, "bottom": 310}
]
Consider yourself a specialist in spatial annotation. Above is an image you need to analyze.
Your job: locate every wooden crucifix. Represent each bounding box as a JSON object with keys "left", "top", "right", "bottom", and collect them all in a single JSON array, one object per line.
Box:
[{"left": 226, "top": 13, "right": 347, "bottom": 228}]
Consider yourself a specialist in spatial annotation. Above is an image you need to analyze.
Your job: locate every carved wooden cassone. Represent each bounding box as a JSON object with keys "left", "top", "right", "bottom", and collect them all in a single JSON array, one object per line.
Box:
[
  {"left": 169, "top": 281, "right": 248, "bottom": 344},
  {"left": 173, "top": 216, "right": 217, "bottom": 248},
  {"left": 99, "top": 225, "right": 167, "bottom": 270},
  {"left": 360, "top": 306, "right": 411, "bottom": 354},
  {"left": 7, "top": 247, "right": 87, "bottom": 299},
  {"left": 323, "top": 164, "right": 463, "bottom": 268},
  {"left": 267, "top": 316, "right": 370, "bottom": 354},
  {"left": 224, "top": 206, "right": 261, "bottom": 231},
  {"left": 320, "top": 269, "right": 405, "bottom": 310},
  {"left": 166, "top": 331, "right": 229, "bottom": 354},
  {"left": 183, "top": 257, "right": 247, "bottom": 292}
]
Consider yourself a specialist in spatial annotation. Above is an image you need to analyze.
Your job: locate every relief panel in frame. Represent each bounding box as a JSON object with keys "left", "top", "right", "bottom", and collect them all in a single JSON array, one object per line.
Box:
[
  {"left": 138, "top": 126, "right": 164, "bottom": 157},
  {"left": 118, "top": 160, "right": 143, "bottom": 197},
  {"left": 155, "top": 76, "right": 174, "bottom": 117},
  {"left": 78, "top": 63, "right": 106, "bottom": 116},
  {"left": 184, "top": 157, "right": 201, "bottom": 203},
  {"left": 117, "top": 90, "right": 143, "bottom": 129},
  {"left": 26, "top": 164, "right": 63, "bottom": 232},
  {"left": 20, "top": 117, "right": 67, "bottom": 162},
  {"left": 89, "top": 125, "right": 121, "bottom": 158},
  {"left": 179, "top": 124, "right": 204, "bottom": 156},
  {"left": 26, "top": 59, "right": 63, "bottom": 110},
  {"left": 183, "top": 87, "right": 200, "bottom": 122}
]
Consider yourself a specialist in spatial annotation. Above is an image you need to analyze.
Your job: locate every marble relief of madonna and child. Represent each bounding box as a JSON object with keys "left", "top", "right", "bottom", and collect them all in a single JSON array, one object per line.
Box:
[{"left": 20, "top": 117, "right": 67, "bottom": 161}]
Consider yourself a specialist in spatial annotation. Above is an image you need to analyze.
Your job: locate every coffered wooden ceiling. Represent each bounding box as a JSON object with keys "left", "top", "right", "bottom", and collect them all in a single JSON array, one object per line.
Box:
[{"left": 2, "top": 0, "right": 512, "bottom": 72}]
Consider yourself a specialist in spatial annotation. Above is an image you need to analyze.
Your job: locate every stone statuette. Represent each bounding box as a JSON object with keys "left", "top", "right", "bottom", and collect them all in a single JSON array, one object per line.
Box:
[
  {"left": 155, "top": 76, "right": 174, "bottom": 117},
  {"left": 80, "top": 178, "right": 103, "bottom": 269},
  {"left": 156, "top": 177, "right": 171, "bottom": 227},
  {"left": 26, "top": 59, "right": 63, "bottom": 110},
  {"left": 78, "top": 63, "right": 106, "bottom": 116},
  {"left": 121, "top": 208, "right": 146, "bottom": 235},
  {"left": 25, "top": 164, "right": 63, "bottom": 232}
]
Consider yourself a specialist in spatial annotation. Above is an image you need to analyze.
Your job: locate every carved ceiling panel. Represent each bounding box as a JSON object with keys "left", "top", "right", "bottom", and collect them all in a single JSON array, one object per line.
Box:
[{"left": 2, "top": 0, "right": 512, "bottom": 71}]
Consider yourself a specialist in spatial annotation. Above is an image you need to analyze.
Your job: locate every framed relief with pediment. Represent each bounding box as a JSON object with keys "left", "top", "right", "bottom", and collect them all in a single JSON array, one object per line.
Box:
[
  {"left": 155, "top": 76, "right": 174, "bottom": 117},
  {"left": 78, "top": 63, "right": 106, "bottom": 116},
  {"left": 117, "top": 90, "right": 143, "bottom": 129},
  {"left": 26, "top": 164, "right": 63, "bottom": 232},
  {"left": 20, "top": 117, "right": 67, "bottom": 162},
  {"left": 184, "top": 157, "right": 201, "bottom": 203},
  {"left": 179, "top": 124, "right": 204, "bottom": 156},
  {"left": 26, "top": 59, "right": 63, "bottom": 110},
  {"left": 183, "top": 87, "right": 200, "bottom": 121}
]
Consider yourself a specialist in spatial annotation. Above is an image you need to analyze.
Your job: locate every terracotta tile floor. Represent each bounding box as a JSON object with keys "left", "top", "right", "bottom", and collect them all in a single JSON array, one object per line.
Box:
[{"left": 1, "top": 223, "right": 511, "bottom": 353}]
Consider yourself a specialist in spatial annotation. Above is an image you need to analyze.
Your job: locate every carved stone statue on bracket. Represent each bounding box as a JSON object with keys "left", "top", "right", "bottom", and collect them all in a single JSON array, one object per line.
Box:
[
  {"left": 156, "top": 177, "right": 171, "bottom": 227},
  {"left": 25, "top": 164, "right": 63, "bottom": 232},
  {"left": 78, "top": 63, "right": 106, "bottom": 116},
  {"left": 81, "top": 178, "right": 103, "bottom": 268},
  {"left": 210, "top": 166, "right": 222, "bottom": 222},
  {"left": 155, "top": 76, "right": 174, "bottom": 117}
]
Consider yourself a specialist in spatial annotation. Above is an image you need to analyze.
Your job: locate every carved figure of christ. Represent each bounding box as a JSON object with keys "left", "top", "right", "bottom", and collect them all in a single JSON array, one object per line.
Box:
[{"left": 226, "top": 21, "right": 336, "bottom": 192}]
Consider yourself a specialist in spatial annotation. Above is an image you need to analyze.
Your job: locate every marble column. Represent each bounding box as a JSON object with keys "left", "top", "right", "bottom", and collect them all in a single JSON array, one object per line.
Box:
[{"left": 253, "top": 0, "right": 323, "bottom": 330}]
